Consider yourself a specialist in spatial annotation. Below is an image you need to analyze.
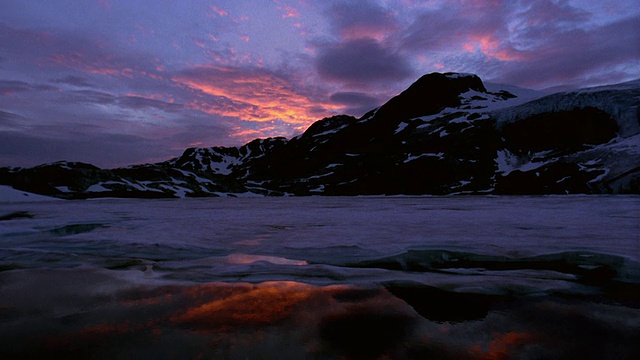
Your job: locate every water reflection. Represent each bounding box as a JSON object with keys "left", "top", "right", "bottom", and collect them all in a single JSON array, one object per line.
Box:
[
  {"left": 172, "top": 281, "right": 328, "bottom": 329},
  {"left": 0, "top": 277, "right": 638, "bottom": 359},
  {"left": 223, "top": 254, "right": 308, "bottom": 266}
]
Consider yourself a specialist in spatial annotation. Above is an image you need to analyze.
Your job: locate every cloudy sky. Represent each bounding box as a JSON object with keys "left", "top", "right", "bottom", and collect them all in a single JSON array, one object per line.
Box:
[{"left": 1, "top": 0, "right": 638, "bottom": 168}]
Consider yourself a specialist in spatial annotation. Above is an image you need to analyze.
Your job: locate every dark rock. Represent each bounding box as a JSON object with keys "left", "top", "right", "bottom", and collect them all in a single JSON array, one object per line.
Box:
[
  {"left": 502, "top": 107, "right": 618, "bottom": 154},
  {"left": 319, "top": 304, "right": 416, "bottom": 358},
  {"left": 385, "top": 282, "right": 508, "bottom": 322},
  {"left": 299, "top": 115, "right": 356, "bottom": 139},
  {"left": 373, "top": 72, "right": 487, "bottom": 121}
]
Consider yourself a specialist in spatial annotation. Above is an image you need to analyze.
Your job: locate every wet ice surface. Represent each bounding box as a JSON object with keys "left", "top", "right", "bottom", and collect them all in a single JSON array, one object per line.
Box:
[{"left": 1, "top": 196, "right": 639, "bottom": 359}]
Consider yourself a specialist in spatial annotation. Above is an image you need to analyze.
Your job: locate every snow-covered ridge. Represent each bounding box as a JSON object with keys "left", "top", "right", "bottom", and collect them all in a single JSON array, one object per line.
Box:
[
  {"left": 169, "top": 147, "right": 240, "bottom": 175},
  {"left": 172, "top": 137, "right": 287, "bottom": 176}
]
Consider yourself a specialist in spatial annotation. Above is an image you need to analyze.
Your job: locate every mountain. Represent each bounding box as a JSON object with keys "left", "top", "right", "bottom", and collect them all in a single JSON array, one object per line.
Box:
[{"left": 1, "top": 72, "right": 638, "bottom": 199}]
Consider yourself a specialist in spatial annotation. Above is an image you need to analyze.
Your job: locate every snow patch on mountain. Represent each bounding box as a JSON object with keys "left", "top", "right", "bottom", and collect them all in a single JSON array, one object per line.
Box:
[
  {"left": 85, "top": 183, "right": 111, "bottom": 192},
  {"left": 572, "top": 134, "right": 640, "bottom": 188},
  {"left": 189, "top": 148, "right": 242, "bottom": 175},
  {"left": 209, "top": 155, "right": 242, "bottom": 175},
  {"left": 404, "top": 152, "right": 445, "bottom": 163},
  {"left": 495, "top": 149, "right": 552, "bottom": 176},
  {"left": 395, "top": 122, "right": 409, "bottom": 134},
  {"left": 312, "top": 124, "right": 349, "bottom": 137},
  {"left": 158, "top": 184, "right": 193, "bottom": 198}
]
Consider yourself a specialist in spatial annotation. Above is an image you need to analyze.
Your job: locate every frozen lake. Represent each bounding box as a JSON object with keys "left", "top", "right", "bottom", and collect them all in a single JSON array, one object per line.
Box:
[{"left": 1, "top": 196, "right": 639, "bottom": 358}]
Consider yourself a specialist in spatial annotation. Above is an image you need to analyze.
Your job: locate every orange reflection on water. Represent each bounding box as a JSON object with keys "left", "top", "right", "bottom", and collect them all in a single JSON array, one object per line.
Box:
[
  {"left": 171, "top": 281, "right": 332, "bottom": 330},
  {"left": 469, "top": 331, "right": 537, "bottom": 360},
  {"left": 51, "top": 282, "right": 330, "bottom": 352},
  {"left": 24, "top": 279, "right": 556, "bottom": 359},
  {"left": 12, "top": 269, "right": 632, "bottom": 360}
]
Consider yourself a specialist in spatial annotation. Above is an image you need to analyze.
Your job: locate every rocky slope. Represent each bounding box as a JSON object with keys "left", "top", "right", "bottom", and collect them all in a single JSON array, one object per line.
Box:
[{"left": 1, "top": 72, "right": 638, "bottom": 198}]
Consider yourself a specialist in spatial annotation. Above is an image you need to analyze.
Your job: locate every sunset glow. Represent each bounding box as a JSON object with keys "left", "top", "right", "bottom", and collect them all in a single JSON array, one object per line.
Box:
[
  {"left": 463, "top": 34, "right": 524, "bottom": 62},
  {"left": 175, "top": 66, "right": 343, "bottom": 126},
  {"left": 1, "top": 0, "right": 638, "bottom": 167}
]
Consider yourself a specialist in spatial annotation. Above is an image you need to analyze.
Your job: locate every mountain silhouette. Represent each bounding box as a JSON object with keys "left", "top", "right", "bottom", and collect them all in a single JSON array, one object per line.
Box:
[{"left": 2, "top": 72, "right": 638, "bottom": 198}]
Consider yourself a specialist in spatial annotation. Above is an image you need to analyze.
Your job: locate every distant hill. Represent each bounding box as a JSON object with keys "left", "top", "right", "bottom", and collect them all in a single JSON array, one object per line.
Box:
[{"left": 2, "top": 72, "right": 638, "bottom": 199}]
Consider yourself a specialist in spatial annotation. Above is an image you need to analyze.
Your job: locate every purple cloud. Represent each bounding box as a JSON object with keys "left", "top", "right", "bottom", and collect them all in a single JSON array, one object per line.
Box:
[
  {"left": 0, "top": 110, "right": 25, "bottom": 127},
  {"left": 118, "top": 95, "right": 184, "bottom": 112},
  {"left": 0, "top": 80, "right": 31, "bottom": 95},
  {"left": 52, "top": 75, "right": 94, "bottom": 88},
  {"left": 325, "top": 1, "right": 399, "bottom": 41},
  {"left": 329, "top": 91, "right": 382, "bottom": 117},
  {"left": 493, "top": 14, "right": 640, "bottom": 89},
  {"left": 315, "top": 38, "right": 414, "bottom": 86},
  {"left": 0, "top": 80, "right": 55, "bottom": 95}
]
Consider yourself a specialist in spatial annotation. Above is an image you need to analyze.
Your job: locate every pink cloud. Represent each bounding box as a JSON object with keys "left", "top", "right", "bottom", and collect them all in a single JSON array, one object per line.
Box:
[
  {"left": 209, "top": 5, "right": 228, "bottom": 17},
  {"left": 135, "top": 23, "right": 155, "bottom": 38},
  {"left": 278, "top": 4, "right": 300, "bottom": 19},
  {"left": 49, "top": 52, "right": 140, "bottom": 78},
  {"left": 462, "top": 34, "right": 524, "bottom": 62},
  {"left": 193, "top": 38, "right": 206, "bottom": 48},
  {"left": 174, "top": 66, "right": 343, "bottom": 128},
  {"left": 43, "top": 39, "right": 167, "bottom": 83}
]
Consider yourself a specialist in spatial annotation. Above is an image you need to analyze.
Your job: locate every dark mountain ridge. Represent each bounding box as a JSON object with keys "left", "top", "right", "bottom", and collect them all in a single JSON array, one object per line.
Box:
[{"left": 2, "top": 72, "right": 639, "bottom": 199}]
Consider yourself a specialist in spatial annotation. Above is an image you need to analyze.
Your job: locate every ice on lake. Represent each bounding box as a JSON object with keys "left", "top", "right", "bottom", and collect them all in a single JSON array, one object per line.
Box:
[{"left": 1, "top": 196, "right": 639, "bottom": 358}]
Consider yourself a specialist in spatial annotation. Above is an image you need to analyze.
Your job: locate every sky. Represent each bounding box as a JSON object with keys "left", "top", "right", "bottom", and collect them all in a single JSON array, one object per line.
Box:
[{"left": 1, "top": 0, "right": 638, "bottom": 168}]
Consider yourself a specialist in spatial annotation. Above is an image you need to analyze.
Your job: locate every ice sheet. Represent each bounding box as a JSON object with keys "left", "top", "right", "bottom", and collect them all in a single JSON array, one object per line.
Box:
[{"left": 1, "top": 196, "right": 639, "bottom": 358}]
